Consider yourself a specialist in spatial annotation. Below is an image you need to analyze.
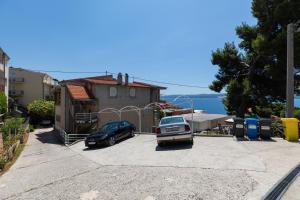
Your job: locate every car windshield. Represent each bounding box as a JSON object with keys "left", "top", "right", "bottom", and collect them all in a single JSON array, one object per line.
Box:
[
  {"left": 160, "top": 117, "right": 184, "bottom": 125},
  {"left": 99, "top": 122, "right": 119, "bottom": 132}
]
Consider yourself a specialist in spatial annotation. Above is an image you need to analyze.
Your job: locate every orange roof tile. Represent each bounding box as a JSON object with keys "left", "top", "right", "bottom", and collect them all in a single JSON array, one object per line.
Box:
[
  {"left": 67, "top": 85, "right": 93, "bottom": 100},
  {"left": 132, "top": 81, "right": 167, "bottom": 89},
  {"left": 128, "top": 82, "right": 150, "bottom": 88},
  {"left": 83, "top": 78, "right": 119, "bottom": 85},
  {"left": 63, "top": 75, "right": 166, "bottom": 89}
]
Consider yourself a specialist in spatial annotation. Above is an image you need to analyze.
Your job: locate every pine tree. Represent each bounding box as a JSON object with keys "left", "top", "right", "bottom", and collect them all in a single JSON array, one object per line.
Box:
[{"left": 210, "top": 0, "right": 300, "bottom": 117}]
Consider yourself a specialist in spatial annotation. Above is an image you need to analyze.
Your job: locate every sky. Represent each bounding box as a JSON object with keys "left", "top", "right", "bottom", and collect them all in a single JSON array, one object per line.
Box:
[{"left": 0, "top": 0, "right": 256, "bottom": 95}]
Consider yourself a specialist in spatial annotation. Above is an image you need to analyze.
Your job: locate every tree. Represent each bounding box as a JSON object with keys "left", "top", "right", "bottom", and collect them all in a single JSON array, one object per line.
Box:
[
  {"left": 0, "top": 92, "right": 7, "bottom": 114},
  {"left": 210, "top": 0, "right": 300, "bottom": 117},
  {"left": 27, "top": 100, "right": 54, "bottom": 125},
  {"left": 223, "top": 79, "right": 252, "bottom": 117}
]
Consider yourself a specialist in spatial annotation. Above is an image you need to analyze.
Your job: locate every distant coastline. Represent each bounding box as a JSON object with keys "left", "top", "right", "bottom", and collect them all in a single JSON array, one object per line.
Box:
[
  {"left": 161, "top": 94, "right": 300, "bottom": 115},
  {"left": 161, "top": 94, "right": 225, "bottom": 99},
  {"left": 161, "top": 94, "right": 227, "bottom": 114}
]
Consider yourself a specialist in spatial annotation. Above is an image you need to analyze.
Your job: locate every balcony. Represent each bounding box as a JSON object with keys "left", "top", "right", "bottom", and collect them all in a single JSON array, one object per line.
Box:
[
  {"left": 75, "top": 112, "right": 98, "bottom": 124},
  {"left": 10, "top": 77, "right": 25, "bottom": 83},
  {"left": 9, "top": 90, "right": 24, "bottom": 97}
]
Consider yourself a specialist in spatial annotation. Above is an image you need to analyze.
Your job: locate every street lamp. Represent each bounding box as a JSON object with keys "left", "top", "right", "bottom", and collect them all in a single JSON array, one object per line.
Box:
[
  {"left": 286, "top": 22, "right": 300, "bottom": 117},
  {"left": 173, "top": 95, "right": 194, "bottom": 133}
]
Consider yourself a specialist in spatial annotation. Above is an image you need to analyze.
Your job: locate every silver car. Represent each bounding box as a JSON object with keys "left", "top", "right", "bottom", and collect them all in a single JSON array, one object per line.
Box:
[{"left": 156, "top": 116, "right": 193, "bottom": 146}]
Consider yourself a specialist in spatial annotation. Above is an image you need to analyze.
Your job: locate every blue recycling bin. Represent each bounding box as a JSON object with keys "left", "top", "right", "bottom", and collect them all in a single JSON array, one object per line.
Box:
[{"left": 245, "top": 118, "right": 258, "bottom": 139}]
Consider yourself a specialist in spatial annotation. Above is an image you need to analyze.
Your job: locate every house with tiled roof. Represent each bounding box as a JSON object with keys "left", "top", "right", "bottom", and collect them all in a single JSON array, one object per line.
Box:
[
  {"left": 54, "top": 73, "right": 166, "bottom": 135},
  {"left": 9, "top": 67, "right": 58, "bottom": 107}
]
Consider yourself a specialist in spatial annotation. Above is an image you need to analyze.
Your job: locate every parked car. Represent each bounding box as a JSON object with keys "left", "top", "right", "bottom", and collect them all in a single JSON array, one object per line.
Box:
[
  {"left": 156, "top": 116, "right": 193, "bottom": 146},
  {"left": 85, "top": 121, "right": 136, "bottom": 148}
]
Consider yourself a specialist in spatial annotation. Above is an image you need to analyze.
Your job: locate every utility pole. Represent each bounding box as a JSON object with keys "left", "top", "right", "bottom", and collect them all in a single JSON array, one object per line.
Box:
[{"left": 286, "top": 23, "right": 294, "bottom": 118}]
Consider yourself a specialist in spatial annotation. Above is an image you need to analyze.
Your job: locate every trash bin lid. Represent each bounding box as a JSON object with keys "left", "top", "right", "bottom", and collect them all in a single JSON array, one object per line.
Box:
[
  {"left": 281, "top": 118, "right": 299, "bottom": 123},
  {"left": 259, "top": 118, "right": 271, "bottom": 122},
  {"left": 245, "top": 118, "right": 258, "bottom": 123},
  {"left": 233, "top": 117, "right": 244, "bottom": 122}
]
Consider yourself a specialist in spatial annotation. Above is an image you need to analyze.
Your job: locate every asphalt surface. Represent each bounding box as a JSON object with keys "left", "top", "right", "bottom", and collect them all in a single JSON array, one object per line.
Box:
[
  {"left": 0, "top": 128, "right": 299, "bottom": 200},
  {"left": 282, "top": 174, "right": 300, "bottom": 200}
]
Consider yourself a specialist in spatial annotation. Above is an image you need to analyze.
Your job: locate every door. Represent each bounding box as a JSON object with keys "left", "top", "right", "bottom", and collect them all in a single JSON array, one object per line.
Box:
[{"left": 118, "top": 121, "right": 128, "bottom": 139}]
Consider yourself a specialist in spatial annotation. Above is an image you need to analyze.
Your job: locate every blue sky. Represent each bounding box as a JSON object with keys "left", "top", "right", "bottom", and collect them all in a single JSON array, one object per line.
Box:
[{"left": 0, "top": 0, "right": 256, "bottom": 94}]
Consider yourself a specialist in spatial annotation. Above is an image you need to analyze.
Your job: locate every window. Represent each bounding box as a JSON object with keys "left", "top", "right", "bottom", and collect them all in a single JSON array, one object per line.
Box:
[
  {"left": 129, "top": 88, "right": 136, "bottom": 97},
  {"left": 109, "top": 87, "right": 117, "bottom": 97},
  {"left": 160, "top": 117, "right": 184, "bottom": 125},
  {"left": 120, "top": 121, "right": 126, "bottom": 128},
  {"left": 100, "top": 122, "right": 119, "bottom": 131},
  {"left": 120, "top": 121, "right": 130, "bottom": 128}
]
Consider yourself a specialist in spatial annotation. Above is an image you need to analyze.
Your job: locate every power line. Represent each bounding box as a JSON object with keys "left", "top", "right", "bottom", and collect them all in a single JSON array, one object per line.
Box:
[{"left": 34, "top": 69, "right": 210, "bottom": 89}]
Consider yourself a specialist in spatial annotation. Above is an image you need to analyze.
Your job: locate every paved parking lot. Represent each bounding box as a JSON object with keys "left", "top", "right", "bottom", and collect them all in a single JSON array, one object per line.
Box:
[
  {"left": 0, "top": 129, "right": 300, "bottom": 200},
  {"left": 71, "top": 134, "right": 300, "bottom": 199}
]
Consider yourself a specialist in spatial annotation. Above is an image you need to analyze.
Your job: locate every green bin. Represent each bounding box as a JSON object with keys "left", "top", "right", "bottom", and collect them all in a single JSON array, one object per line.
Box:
[{"left": 281, "top": 118, "right": 299, "bottom": 142}]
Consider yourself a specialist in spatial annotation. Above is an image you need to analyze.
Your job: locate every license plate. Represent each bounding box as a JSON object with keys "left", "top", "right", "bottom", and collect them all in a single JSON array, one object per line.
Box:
[
  {"left": 166, "top": 127, "right": 179, "bottom": 132},
  {"left": 248, "top": 125, "right": 257, "bottom": 129},
  {"left": 236, "top": 124, "right": 243, "bottom": 129},
  {"left": 261, "top": 126, "right": 270, "bottom": 130},
  {"left": 88, "top": 142, "right": 96, "bottom": 145}
]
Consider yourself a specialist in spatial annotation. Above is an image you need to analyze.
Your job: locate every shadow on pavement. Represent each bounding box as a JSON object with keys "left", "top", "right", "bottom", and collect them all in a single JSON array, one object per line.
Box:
[
  {"left": 155, "top": 142, "right": 193, "bottom": 151},
  {"left": 35, "top": 130, "right": 64, "bottom": 145},
  {"left": 287, "top": 140, "right": 300, "bottom": 144},
  {"left": 83, "top": 136, "right": 134, "bottom": 151},
  {"left": 83, "top": 145, "right": 108, "bottom": 151},
  {"left": 260, "top": 138, "right": 278, "bottom": 142},
  {"left": 235, "top": 137, "right": 277, "bottom": 142},
  {"left": 235, "top": 137, "right": 250, "bottom": 142}
]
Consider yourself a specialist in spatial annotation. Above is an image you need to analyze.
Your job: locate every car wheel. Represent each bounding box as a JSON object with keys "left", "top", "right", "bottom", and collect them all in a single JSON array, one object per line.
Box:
[
  {"left": 87, "top": 144, "right": 96, "bottom": 149},
  {"left": 189, "top": 139, "right": 194, "bottom": 145},
  {"left": 157, "top": 141, "right": 164, "bottom": 147},
  {"left": 130, "top": 130, "right": 135, "bottom": 137},
  {"left": 107, "top": 136, "right": 116, "bottom": 146}
]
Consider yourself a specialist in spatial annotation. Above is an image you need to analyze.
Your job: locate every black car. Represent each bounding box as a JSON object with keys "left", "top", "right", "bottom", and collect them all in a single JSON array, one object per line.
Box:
[{"left": 85, "top": 121, "right": 136, "bottom": 148}]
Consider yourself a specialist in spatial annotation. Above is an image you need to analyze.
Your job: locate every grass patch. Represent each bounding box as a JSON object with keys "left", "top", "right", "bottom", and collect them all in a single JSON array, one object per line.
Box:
[{"left": 0, "top": 133, "right": 29, "bottom": 176}]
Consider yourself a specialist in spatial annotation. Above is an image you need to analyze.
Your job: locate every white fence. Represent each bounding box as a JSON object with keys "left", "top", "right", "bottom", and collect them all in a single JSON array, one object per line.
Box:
[{"left": 57, "top": 128, "right": 89, "bottom": 145}]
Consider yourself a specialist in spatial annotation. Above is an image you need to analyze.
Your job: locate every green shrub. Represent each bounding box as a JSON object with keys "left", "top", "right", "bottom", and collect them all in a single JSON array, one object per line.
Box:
[
  {"left": 0, "top": 92, "right": 7, "bottom": 114},
  {"left": 1, "top": 117, "right": 24, "bottom": 140},
  {"left": 256, "top": 107, "right": 272, "bottom": 118},
  {"left": 0, "top": 157, "right": 6, "bottom": 170},
  {"left": 159, "top": 110, "right": 166, "bottom": 119},
  {"left": 29, "top": 124, "right": 35, "bottom": 132},
  {"left": 294, "top": 109, "right": 300, "bottom": 120},
  {"left": 27, "top": 100, "right": 54, "bottom": 125}
]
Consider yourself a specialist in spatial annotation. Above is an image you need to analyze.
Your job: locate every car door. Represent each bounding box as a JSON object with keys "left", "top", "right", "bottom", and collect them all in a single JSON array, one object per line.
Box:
[
  {"left": 118, "top": 121, "right": 128, "bottom": 139},
  {"left": 112, "top": 122, "right": 121, "bottom": 140}
]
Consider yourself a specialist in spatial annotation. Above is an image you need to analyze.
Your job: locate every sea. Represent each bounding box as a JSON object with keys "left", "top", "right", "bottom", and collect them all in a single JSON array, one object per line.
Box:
[{"left": 162, "top": 95, "right": 300, "bottom": 115}]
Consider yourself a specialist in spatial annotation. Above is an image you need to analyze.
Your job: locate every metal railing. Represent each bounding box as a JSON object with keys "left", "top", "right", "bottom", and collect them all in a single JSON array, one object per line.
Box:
[
  {"left": 9, "top": 90, "right": 24, "bottom": 96},
  {"left": 66, "top": 134, "right": 90, "bottom": 145},
  {"left": 75, "top": 112, "right": 98, "bottom": 124},
  {"left": 57, "top": 127, "right": 89, "bottom": 145},
  {"left": 10, "top": 77, "right": 25, "bottom": 83}
]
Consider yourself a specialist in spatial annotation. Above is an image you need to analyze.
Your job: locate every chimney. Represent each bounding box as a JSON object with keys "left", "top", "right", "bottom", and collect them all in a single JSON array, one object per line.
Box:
[
  {"left": 124, "top": 73, "right": 129, "bottom": 85},
  {"left": 117, "top": 73, "right": 122, "bottom": 85}
]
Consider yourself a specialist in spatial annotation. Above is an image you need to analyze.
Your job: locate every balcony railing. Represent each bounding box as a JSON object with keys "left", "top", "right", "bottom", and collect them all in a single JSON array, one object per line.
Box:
[
  {"left": 10, "top": 77, "right": 25, "bottom": 83},
  {"left": 75, "top": 112, "right": 98, "bottom": 124},
  {"left": 9, "top": 90, "right": 24, "bottom": 97}
]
